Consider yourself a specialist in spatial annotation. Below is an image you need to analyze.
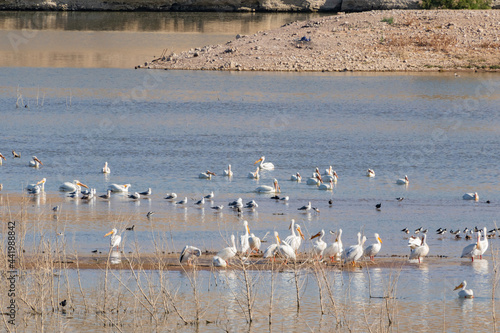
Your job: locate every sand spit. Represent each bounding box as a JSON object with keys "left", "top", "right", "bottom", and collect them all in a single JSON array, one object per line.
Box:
[{"left": 150, "top": 10, "right": 500, "bottom": 72}]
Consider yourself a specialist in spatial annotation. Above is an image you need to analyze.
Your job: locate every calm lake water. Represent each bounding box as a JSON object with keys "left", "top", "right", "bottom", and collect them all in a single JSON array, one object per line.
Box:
[{"left": 1, "top": 10, "right": 499, "bottom": 332}]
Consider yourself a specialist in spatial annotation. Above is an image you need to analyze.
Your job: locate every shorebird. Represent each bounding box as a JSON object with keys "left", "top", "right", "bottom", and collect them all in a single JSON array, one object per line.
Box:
[
  {"left": 164, "top": 193, "right": 177, "bottom": 200},
  {"left": 139, "top": 188, "right": 152, "bottom": 196},
  {"left": 146, "top": 211, "right": 154, "bottom": 218},
  {"left": 12, "top": 150, "right": 20, "bottom": 158},
  {"left": 99, "top": 190, "right": 111, "bottom": 199}
]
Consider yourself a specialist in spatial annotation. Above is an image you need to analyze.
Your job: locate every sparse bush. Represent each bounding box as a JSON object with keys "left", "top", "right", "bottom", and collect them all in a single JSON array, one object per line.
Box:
[{"left": 421, "top": 0, "right": 491, "bottom": 9}]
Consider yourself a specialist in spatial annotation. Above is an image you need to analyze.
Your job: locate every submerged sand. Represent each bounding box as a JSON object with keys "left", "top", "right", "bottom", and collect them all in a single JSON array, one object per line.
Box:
[{"left": 150, "top": 9, "right": 500, "bottom": 72}]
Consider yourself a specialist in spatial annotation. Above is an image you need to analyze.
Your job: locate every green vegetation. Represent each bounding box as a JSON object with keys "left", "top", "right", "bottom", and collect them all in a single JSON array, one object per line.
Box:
[
  {"left": 421, "top": 0, "right": 491, "bottom": 9},
  {"left": 381, "top": 17, "right": 394, "bottom": 24}
]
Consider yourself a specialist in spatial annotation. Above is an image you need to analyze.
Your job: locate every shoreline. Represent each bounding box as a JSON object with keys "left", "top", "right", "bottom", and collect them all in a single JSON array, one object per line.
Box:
[{"left": 148, "top": 10, "right": 500, "bottom": 72}]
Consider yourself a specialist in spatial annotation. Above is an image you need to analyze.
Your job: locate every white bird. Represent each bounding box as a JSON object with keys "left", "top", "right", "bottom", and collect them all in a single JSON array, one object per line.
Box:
[
  {"left": 240, "top": 221, "right": 250, "bottom": 254},
  {"left": 59, "top": 180, "right": 89, "bottom": 192},
  {"left": 82, "top": 188, "right": 96, "bottom": 200},
  {"left": 323, "top": 171, "right": 338, "bottom": 183},
  {"left": 255, "top": 178, "right": 280, "bottom": 193},
  {"left": 104, "top": 228, "right": 121, "bottom": 249},
  {"left": 343, "top": 233, "right": 366, "bottom": 265},
  {"left": 139, "top": 188, "right": 152, "bottom": 196},
  {"left": 306, "top": 173, "right": 322, "bottom": 185},
  {"left": 454, "top": 280, "right": 474, "bottom": 298},
  {"left": 179, "top": 245, "right": 202, "bottom": 265},
  {"left": 204, "top": 191, "right": 215, "bottom": 200},
  {"left": 396, "top": 175, "right": 409, "bottom": 185},
  {"left": 0, "top": 152, "right": 5, "bottom": 164},
  {"left": 364, "top": 233, "right": 383, "bottom": 260},
  {"left": 408, "top": 236, "right": 422, "bottom": 249},
  {"left": 409, "top": 234, "right": 429, "bottom": 263},
  {"left": 108, "top": 183, "right": 131, "bottom": 193},
  {"left": 128, "top": 192, "right": 140, "bottom": 200},
  {"left": 284, "top": 219, "right": 305, "bottom": 253},
  {"left": 102, "top": 161, "right": 110, "bottom": 174},
  {"left": 278, "top": 238, "right": 296, "bottom": 262},
  {"left": 216, "top": 234, "right": 237, "bottom": 264},
  {"left": 318, "top": 179, "right": 334, "bottom": 191},
  {"left": 212, "top": 256, "right": 227, "bottom": 267},
  {"left": 461, "top": 232, "right": 482, "bottom": 261},
  {"left": 280, "top": 196, "right": 289, "bottom": 202},
  {"left": 29, "top": 156, "right": 43, "bottom": 168},
  {"left": 248, "top": 167, "right": 260, "bottom": 179},
  {"left": 223, "top": 164, "right": 233, "bottom": 177},
  {"left": 199, "top": 170, "right": 216, "bottom": 179},
  {"left": 323, "top": 229, "right": 343, "bottom": 262},
  {"left": 245, "top": 200, "right": 258, "bottom": 209},
  {"left": 310, "top": 230, "right": 327, "bottom": 259},
  {"left": 164, "top": 193, "right": 177, "bottom": 200},
  {"left": 297, "top": 202, "right": 312, "bottom": 212},
  {"left": 211, "top": 205, "right": 224, "bottom": 210},
  {"left": 479, "top": 227, "right": 488, "bottom": 259},
  {"left": 26, "top": 178, "right": 46, "bottom": 193},
  {"left": 463, "top": 192, "right": 479, "bottom": 201},
  {"left": 248, "top": 233, "right": 261, "bottom": 254},
  {"left": 290, "top": 172, "right": 302, "bottom": 182},
  {"left": 254, "top": 156, "right": 274, "bottom": 170},
  {"left": 324, "top": 166, "right": 334, "bottom": 176},
  {"left": 366, "top": 169, "right": 375, "bottom": 177},
  {"left": 229, "top": 198, "right": 243, "bottom": 209},
  {"left": 176, "top": 197, "right": 188, "bottom": 205},
  {"left": 263, "top": 231, "right": 281, "bottom": 259}
]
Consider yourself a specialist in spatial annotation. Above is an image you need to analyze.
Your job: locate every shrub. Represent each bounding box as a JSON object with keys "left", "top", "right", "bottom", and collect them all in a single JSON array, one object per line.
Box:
[{"left": 421, "top": 0, "right": 491, "bottom": 9}]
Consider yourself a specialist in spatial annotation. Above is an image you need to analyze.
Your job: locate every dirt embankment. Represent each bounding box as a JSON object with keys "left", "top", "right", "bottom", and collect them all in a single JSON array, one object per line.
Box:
[{"left": 149, "top": 10, "right": 500, "bottom": 72}]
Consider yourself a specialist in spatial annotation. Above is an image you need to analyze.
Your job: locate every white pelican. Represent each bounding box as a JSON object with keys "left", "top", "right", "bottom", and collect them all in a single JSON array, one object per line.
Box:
[
  {"left": 128, "top": 192, "right": 140, "bottom": 200},
  {"left": 290, "top": 172, "right": 302, "bottom": 182},
  {"left": 409, "top": 234, "right": 429, "bottom": 263},
  {"left": 463, "top": 192, "right": 479, "bottom": 201},
  {"left": 306, "top": 173, "right": 322, "bottom": 185},
  {"left": 408, "top": 236, "right": 422, "bottom": 249},
  {"left": 29, "top": 156, "right": 43, "bottom": 168},
  {"left": 99, "top": 190, "right": 111, "bottom": 199},
  {"left": 179, "top": 245, "right": 202, "bottom": 265},
  {"left": 139, "top": 188, "right": 152, "bottom": 196},
  {"left": 310, "top": 230, "right": 327, "bottom": 259},
  {"left": 263, "top": 231, "right": 280, "bottom": 259},
  {"left": 240, "top": 221, "right": 250, "bottom": 254},
  {"left": 216, "top": 234, "right": 237, "bottom": 264},
  {"left": 323, "top": 229, "right": 343, "bottom": 262},
  {"left": 204, "top": 191, "right": 214, "bottom": 200},
  {"left": 223, "top": 164, "right": 233, "bottom": 177},
  {"left": 26, "top": 178, "right": 46, "bottom": 193},
  {"left": 255, "top": 178, "right": 280, "bottom": 193},
  {"left": 343, "top": 233, "right": 366, "bottom": 265},
  {"left": 199, "top": 170, "right": 216, "bottom": 179},
  {"left": 60, "top": 180, "right": 88, "bottom": 192},
  {"left": 248, "top": 167, "right": 260, "bottom": 179},
  {"left": 248, "top": 233, "right": 261, "bottom": 254},
  {"left": 176, "top": 197, "right": 188, "bottom": 205},
  {"left": 254, "top": 156, "right": 274, "bottom": 170},
  {"left": 164, "top": 193, "right": 177, "bottom": 200},
  {"left": 104, "top": 228, "right": 121, "bottom": 249},
  {"left": 366, "top": 169, "right": 375, "bottom": 177},
  {"left": 454, "top": 280, "right": 474, "bottom": 298},
  {"left": 278, "top": 238, "right": 296, "bottom": 262},
  {"left": 461, "top": 232, "right": 482, "bottom": 261},
  {"left": 284, "top": 219, "right": 305, "bottom": 253},
  {"left": 318, "top": 179, "right": 334, "bottom": 191},
  {"left": 108, "top": 184, "right": 131, "bottom": 192},
  {"left": 396, "top": 175, "right": 409, "bottom": 185},
  {"left": 479, "top": 227, "right": 488, "bottom": 259},
  {"left": 324, "top": 166, "right": 334, "bottom": 176},
  {"left": 364, "top": 233, "right": 383, "bottom": 260},
  {"left": 323, "top": 171, "right": 338, "bottom": 183},
  {"left": 0, "top": 152, "right": 6, "bottom": 164},
  {"left": 212, "top": 256, "right": 227, "bottom": 267},
  {"left": 102, "top": 162, "right": 110, "bottom": 174},
  {"left": 297, "top": 202, "right": 312, "bottom": 212}
]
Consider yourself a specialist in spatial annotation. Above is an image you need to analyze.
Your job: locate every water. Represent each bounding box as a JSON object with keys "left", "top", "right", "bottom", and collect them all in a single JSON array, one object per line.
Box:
[{"left": 1, "top": 11, "right": 500, "bottom": 332}]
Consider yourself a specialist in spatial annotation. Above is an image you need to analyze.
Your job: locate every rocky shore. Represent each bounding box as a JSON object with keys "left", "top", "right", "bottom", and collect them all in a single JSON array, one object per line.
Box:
[{"left": 150, "top": 10, "right": 500, "bottom": 72}]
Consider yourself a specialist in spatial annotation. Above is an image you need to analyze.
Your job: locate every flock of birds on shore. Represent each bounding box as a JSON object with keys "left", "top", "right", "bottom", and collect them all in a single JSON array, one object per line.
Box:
[{"left": 1, "top": 153, "right": 491, "bottom": 298}]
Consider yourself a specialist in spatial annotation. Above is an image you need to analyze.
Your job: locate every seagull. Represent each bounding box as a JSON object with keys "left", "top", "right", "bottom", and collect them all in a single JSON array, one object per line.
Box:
[
  {"left": 164, "top": 193, "right": 177, "bottom": 200},
  {"left": 139, "top": 188, "right": 152, "bottom": 196},
  {"left": 298, "top": 202, "right": 312, "bottom": 212},
  {"left": 228, "top": 198, "right": 243, "bottom": 209},
  {"left": 280, "top": 196, "right": 289, "bottom": 202},
  {"left": 128, "top": 192, "right": 140, "bottom": 200},
  {"left": 204, "top": 191, "right": 215, "bottom": 200},
  {"left": 176, "top": 197, "right": 188, "bottom": 205},
  {"left": 52, "top": 206, "right": 60, "bottom": 212},
  {"left": 211, "top": 205, "right": 224, "bottom": 210},
  {"left": 99, "top": 190, "right": 111, "bottom": 199},
  {"left": 194, "top": 198, "right": 205, "bottom": 205},
  {"left": 245, "top": 200, "right": 258, "bottom": 209}
]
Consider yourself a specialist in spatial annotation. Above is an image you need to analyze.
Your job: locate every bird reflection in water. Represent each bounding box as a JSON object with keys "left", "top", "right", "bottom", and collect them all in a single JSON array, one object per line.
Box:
[{"left": 110, "top": 250, "right": 122, "bottom": 265}]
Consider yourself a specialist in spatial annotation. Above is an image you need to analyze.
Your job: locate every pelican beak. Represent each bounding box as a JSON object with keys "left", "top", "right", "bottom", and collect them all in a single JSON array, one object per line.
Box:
[
  {"left": 378, "top": 237, "right": 383, "bottom": 244},
  {"left": 311, "top": 232, "right": 320, "bottom": 240},
  {"left": 104, "top": 230, "right": 114, "bottom": 237},
  {"left": 335, "top": 237, "right": 338, "bottom": 242},
  {"left": 36, "top": 178, "right": 46, "bottom": 185},
  {"left": 254, "top": 158, "right": 262, "bottom": 164},
  {"left": 334, "top": 172, "right": 338, "bottom": 178},
  {"left": 298, "top": 227, "right": 305, "bottom": 240},
  {"left": 454, "top": 283, "right": 463, "bottom": 290},
  {"left": 78, "top": 182, "right": 89, "bottom": 189},
  {"left": 288, "top": 222, "right": 293, "bottom": 230},
  {"left": 246, "top": 225, "right": 250, "bottom": 234},
  {"left": 277, "top": 235, "right": 281, "bottom": 243},
  {"left": 35, "top": 157, "right": 43, "bottom": 165}
]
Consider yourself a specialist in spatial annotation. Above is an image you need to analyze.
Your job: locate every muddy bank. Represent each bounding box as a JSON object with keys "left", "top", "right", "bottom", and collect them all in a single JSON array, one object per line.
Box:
[{"left": 150, "top": 10, "right": 500, "bottom": 72}]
